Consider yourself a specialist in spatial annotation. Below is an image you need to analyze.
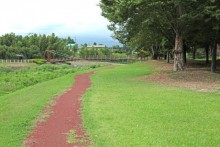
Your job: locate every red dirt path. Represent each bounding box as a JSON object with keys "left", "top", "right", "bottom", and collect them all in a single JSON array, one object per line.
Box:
[{"left": 25, "top": 71, "right": 94, "bottom": 147}]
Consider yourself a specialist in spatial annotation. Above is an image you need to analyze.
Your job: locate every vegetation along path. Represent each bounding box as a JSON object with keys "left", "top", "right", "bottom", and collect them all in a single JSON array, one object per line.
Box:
[{"left": 25, "top": 71, "right": 94, "bottom": 147}]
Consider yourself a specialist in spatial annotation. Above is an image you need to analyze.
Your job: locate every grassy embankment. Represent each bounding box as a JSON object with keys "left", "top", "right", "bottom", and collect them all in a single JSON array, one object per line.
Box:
[
  {"left": 0, "top": 63, "right": 99, "bottom": 147},
  {"left": 83, "top": 62, "right": 220, "bottom": 146},
  {"left": 0, "top": 64, "right": 78, "bottom": 96}
]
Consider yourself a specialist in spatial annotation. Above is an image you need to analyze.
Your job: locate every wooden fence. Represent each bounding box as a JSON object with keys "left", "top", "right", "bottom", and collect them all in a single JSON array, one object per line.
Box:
[
  {"left": 0, "top": 56, "right": 148, "bottom": 64},
  {"left": 0, "top": 59, "right": 33, "bottom": 63}
]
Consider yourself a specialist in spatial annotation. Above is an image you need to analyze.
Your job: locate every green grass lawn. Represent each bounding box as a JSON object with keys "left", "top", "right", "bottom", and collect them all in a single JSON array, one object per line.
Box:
[
  {"left": 0, "top": 64, "right": 100, "bottom": 147},
  {"left": 0, "top": 73, "right": 74, "bottom": 147},
  {"left": 83, "top": 62, "right": 220, "bottom": 146}
]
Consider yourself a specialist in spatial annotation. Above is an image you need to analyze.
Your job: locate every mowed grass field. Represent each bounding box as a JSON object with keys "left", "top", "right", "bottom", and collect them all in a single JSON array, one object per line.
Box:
[{"left": 83, "top": 62, "right": 220, "bottom": 146}]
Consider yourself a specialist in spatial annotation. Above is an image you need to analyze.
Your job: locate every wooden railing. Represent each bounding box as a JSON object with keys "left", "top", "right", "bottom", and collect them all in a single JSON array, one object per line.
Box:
[
  {"left": 0, "top": 56, "right": 148, "bottom": 64},
  {"left": 81, "top": 56, "right": 147, "bottom": 62}
]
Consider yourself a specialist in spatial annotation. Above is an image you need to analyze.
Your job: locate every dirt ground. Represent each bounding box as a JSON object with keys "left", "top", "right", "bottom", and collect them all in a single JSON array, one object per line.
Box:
[{"left": 141, "top": 60, "right": 220, "bottom": 92}]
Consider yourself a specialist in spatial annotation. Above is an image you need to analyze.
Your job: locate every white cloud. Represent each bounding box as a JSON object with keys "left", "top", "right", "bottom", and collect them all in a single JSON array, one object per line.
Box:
[{"left": 0, "top": 0, "right": 110, "bottom": 36}]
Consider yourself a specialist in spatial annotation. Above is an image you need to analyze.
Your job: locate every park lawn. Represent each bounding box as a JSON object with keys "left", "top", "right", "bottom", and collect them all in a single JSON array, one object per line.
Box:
[{"left": 83, "top": 62, "right": 220, "bottom": 147}]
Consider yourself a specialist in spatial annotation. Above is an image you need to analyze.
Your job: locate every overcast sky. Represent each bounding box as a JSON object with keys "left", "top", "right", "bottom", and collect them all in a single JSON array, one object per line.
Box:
[{"left": 0, "top": 0, "right": 119, "bottom": 46}]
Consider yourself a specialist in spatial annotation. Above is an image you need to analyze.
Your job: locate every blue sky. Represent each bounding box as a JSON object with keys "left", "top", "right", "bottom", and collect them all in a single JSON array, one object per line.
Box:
[{"left": 0, "top": 0, "right": 121, "bottom": 46}]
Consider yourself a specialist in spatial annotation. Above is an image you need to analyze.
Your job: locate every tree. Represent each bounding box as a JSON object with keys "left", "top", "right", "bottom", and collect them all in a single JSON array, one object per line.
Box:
[
  {"left": 0, "top": 33, "right": 17, "bottom": 46},
  {"left": 66, "top": 36, "right": 75, "bottom": 44},
  {"left": 0, "top": 33, "right": 77, "bottom": 59},
  {"left": 203, "top": 0, "right": 220, "bottom": 72},
  {"left": 100, "top": 0, "right": 204, "bottom": 71}
]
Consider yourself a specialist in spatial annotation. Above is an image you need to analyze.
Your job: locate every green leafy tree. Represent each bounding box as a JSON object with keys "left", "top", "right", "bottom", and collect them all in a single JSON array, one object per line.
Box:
[
  {"left": 0, "top": 33, "right": 77, "bottom": 59},
  {"left": 100, "top": 0, "right": 205, "bottom": 71},
  {"left": 203, "top": 0, "right": 220, "bottom": 72}
]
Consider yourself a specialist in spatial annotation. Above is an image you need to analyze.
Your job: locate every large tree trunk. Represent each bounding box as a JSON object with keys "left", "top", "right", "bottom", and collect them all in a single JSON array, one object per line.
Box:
[
  {"left": 205, "top": 45, "right": 209, "bottom": 64},
  {"left": 173, "top": 33, "right": 184, "bottom": 71},
  {"left": 211, "top": 43, "right": 217, "bottom": 72}
]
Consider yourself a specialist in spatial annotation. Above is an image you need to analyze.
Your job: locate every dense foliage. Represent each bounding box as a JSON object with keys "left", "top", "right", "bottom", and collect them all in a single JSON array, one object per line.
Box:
[
  {"left": 78, "top": 45, "right": 134, "bottom": 58},
  {"left": 0, "top": 33, "right": 132, "bottom": 60},
  {"left": 0, "top": 33, "right": 76, "bottom": 59}
]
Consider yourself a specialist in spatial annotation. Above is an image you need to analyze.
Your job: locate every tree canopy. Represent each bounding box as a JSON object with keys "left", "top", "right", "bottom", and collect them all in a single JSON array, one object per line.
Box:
[
  {"left": 100, "top": 0, "right": 220, "bottom": 72},
  {"left": 0, "top": 33, "right": 75, "bottom": 59}
]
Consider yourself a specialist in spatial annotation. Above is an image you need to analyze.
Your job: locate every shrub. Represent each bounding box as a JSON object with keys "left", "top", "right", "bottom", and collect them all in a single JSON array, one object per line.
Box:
[
  {"left": 90, "top": 65, "right": 101, "bottom": 69},
  {"left": 32, "top": 59, "right": 46, "bottom": 65}
]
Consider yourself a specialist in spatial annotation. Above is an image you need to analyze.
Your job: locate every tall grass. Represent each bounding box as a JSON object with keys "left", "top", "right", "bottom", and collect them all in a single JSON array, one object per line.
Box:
[
  {"left": 0, "top": 64, "right": 91, "bottom": 96},
  {"left": 83, "top": 62, "right": 220, "bottom": 146}
]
